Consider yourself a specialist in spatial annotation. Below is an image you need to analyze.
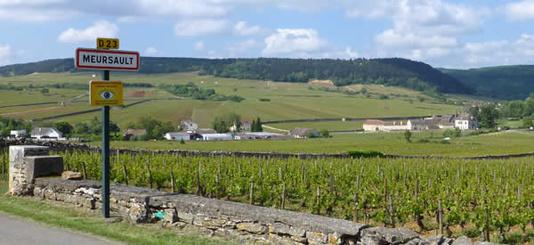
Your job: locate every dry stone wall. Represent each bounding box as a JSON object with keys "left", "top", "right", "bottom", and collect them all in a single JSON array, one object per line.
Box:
[{"left": 31, "top": 178, "right": 498, "bottom": 245}]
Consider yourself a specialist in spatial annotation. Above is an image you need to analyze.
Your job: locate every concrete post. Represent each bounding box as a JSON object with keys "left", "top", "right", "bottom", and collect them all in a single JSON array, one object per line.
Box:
[{"left": 8, "top": 145, "right": 63, "bottom": 195}]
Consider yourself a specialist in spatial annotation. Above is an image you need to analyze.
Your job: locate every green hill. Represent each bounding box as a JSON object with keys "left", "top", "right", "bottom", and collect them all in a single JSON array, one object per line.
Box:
[
  {"left": 442, "top": 65, "right": 534, "bottom": 100},
  {"left": 0, "top": 57, "right": 472, "bottom": 94}
]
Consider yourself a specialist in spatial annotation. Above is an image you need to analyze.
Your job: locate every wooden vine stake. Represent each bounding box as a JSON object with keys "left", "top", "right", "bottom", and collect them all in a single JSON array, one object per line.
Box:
[
  {"left": 281, "top": 182, "right": 286, "bottom": 209},
  {"left": 122, "top": 163, "right": 129, "bottom": 185},
  {"left": 81, "top": 162, "right": 87, "bottom": 180},
  {"left": 437, "top": 199, "right": 443, "bottom": 236},
  {"left": 249, "top": 179, "right": 254, "bottom": 205},
  {"left": 170, "top": 169, "right": 176, "bottom": 193}
]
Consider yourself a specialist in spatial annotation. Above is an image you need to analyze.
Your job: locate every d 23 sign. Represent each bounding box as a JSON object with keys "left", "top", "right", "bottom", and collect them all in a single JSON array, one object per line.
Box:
[{"left": 90, "top": 81, "right": 124, "bottom": 106}]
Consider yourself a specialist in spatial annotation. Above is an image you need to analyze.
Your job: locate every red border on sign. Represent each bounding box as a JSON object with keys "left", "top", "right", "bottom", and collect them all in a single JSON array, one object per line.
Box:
[{"left": 75, "top": 48, "right": 140, "bottom": 71}]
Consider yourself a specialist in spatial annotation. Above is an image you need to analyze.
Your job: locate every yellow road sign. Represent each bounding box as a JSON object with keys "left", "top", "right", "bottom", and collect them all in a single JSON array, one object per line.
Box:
[
  {"left": 90, "top": 81, "right": 123, "bottom": 106},
  {"left": 97, "top": 38, "right": 120, "bottom": 50}
]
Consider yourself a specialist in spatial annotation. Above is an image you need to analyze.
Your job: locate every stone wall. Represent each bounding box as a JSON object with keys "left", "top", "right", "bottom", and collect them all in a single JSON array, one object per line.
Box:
[
  {"left": 3, "top": 138, "right": 534, "bottom": 160},
  {"left": 8, "top": 145, "right": 63, "bottom": 195},
  {"left": 31, "top": 178, "right": 496, "bottom": 245}
]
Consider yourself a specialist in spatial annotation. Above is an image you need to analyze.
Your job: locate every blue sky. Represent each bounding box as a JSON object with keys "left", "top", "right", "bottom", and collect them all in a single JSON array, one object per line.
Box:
[{"left": 1, "top": 0, "right": 534, "bottom": 68}]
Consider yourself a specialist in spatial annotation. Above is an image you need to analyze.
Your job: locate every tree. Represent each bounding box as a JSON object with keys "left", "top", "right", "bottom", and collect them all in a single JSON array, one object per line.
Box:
[
  {"left": 443, "top": 128, "right": 461, "bottom": 138},
  {"left": 251, "top": 117, "right": 263, "bottom": 132},
  {"left": 133, "top": 117, "right": 174, "bottom": 140},
  {"left": 109, "top": 121, "right": 121, "bottom": 137},
  {"left": 319, "top": 129, "right": 330, "bottom": 138},
  {"left": 212, "top": 113, "right": 242, "bottom": 133},
  {"left": 522, "top": 117, "right": 533, "bottom": 128},
  {"left": 478, "top": 104, "right": 499, "bottom": 129},
  {"left": 73, "top": 122, "right": 90, "bottom": 135},
  {"left": 404, "top": 130, "right": 412, "bottom": 143},
  {"left": 54, "top": 121, "right": 73, "bottom": 137},
  {"left": 212, "top": 117, "right": 230, "bottom": 133}
]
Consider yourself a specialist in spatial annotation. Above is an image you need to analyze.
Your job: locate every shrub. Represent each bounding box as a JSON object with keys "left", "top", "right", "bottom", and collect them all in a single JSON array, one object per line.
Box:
[{"left": 347, "top": 150, "right": 384, "bottom": 158}]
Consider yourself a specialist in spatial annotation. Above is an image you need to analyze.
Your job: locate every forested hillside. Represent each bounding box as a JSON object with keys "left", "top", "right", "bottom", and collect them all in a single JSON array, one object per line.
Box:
[
  {"left": 443, "top": 66, "right": 534, "bottom": 100},
  {"left": 0, "top": 57, "right": 470, "bottom": 94}
]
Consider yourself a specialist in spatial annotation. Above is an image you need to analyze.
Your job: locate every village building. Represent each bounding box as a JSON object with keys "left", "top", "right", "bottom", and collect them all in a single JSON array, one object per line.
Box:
[
  {"left": 229, "top": 121, "right": 252, "bottom": 132},
  {"left": 454, "top": 115, "right": 478, "bottom": 130},
  {"left": 363, "top": 114, "right": 477, "bottom": 132},
  {"left": 31, "top": 128, "right": 63, "bottom": 140},
  {"left": 235, "top": 132, "right": 286, "bottom": 140},
  {"left": 163, "top": 132, "right": 191, "bottom": 141},
  {"left": 180, "top": 120, "right": 198, "bottom": 132},
  {"left": 201, "top": 133, "right": 233, "bottom": 141},
  {"left": 10, "top": 130, "right": 27, "bottom": 139},
  {"left": 363, "top": 120, "right": 413, "bottom": 132},
  {"left": 290, "top": 128, "right": 320, "bottom": 138},
  {"left": 123, "top": 129, "right": 147, "bottom": 141}
]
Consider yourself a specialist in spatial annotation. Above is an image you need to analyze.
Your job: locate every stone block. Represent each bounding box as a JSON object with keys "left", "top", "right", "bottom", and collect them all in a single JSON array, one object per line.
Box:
[
  {"left": 269, "top": 222, "right": 306, "bottom": 238},
  {"left": 25, "top": 156, "right": 63, "bottom": 179},
  {"left": 62, "top": 171, "right": 82, "bottom": 180},
  {"left": 8, "top": 145, "right": 49, "bottom": 194},
  {"left": 306, "top": 231, "right": 328, "bottom": 244},
  {"left": 359, "top": 227, "right": 419, "bottom": 245},
  {"left": 237, "top": 222, "right": 268, "bottom": 234},
  {"left": 177, "top": 211, "right": 195, "bottom": 224}
]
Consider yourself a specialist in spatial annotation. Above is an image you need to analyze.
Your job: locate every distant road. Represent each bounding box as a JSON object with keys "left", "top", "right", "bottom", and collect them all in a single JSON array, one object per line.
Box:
[{"left": 0, "top": 212, "right": 119, "bottom": 245}]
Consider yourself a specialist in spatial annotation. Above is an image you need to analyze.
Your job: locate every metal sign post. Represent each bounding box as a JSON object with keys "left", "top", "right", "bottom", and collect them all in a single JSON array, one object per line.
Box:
[
  {"left": 75, "top": 38, "right": 139, "bottom": 218},
  {"left": 102, "top": 70, "right": 110, "bottom": 218}
]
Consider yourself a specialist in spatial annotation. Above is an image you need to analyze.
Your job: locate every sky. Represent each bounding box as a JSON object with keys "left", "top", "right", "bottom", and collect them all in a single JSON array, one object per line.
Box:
[{"left": 1, "top": 0, "right": 534, "bottom": 68}]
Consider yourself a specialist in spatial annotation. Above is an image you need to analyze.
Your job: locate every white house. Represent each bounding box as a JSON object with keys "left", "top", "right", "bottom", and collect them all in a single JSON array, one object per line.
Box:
[
  {"left": 31, "top": 127, "right": 63, "bottom": 140},
  {"left": 454, "top": 116, "right": 478, "bottom": 130},
  {"left": 363, "top": 120, "right": 413, "bottom": 132},
  {"left": 163, "top": 132, "right": 190, "bottom": 141},
  {"left": 202, "top": 133, "right": 233, "bottom": 141},
  {"left": 180, "top": 120, "right": 198, "bottom": 132},
  {"left": 10, "top": 130, "right": 27, "bottom": 139}
]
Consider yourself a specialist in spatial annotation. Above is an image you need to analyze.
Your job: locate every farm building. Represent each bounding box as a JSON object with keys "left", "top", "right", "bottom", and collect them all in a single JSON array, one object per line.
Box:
[
  {"left": 235, "top": 132, "right": 286, "bottom": 140},
  {"left": 180, "top": 120, "right": 198, "bottom": 132},
  {"left": 10, "top": 130, "right": 27, "bottom": 139},
  {"left": 123, "top": 129, "right": 147, "bottom": 141},
  {"left": 454, "top": 115, "right": 478, "bottom": 130},
  {"left": 31, "top": 128, "right": 62, "bottom": 140},
  {"left": 363, "top": 120, "right": 413, "bottom": 132},
  {"left": 164, "top": 132, "right": 190, "bottom": 141},
  {"left": 363, "top": 114, "right": 477, "bottom": 132},
  {"left": 202, "top": 133, "right": 234, "bottom": 141},
  {"left": 290, "top": 128, "right": 320, "bottom": 138}
]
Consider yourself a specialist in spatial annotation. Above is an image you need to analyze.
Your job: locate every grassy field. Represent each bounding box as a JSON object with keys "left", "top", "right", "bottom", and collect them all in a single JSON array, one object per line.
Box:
[
  {"left": 267, "top": 120, "right": 363, "bottom": 131},
  {"left": 0, "top": 180, "right": 232, "bottom": 245},
  {"left": 103, "top": 130, "right": 534, "bottom": 157},
  {"left": 0, "top": 72, "right": 461, "bottom": 129}
]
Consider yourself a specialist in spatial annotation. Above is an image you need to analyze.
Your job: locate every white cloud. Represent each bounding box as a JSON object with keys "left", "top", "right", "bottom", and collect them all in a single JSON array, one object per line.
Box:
[
  {"left": 58, "top": 21, "right": 119, "bottom": 43},
  {"left": 234, "top": 21, "right": 262, "bottom": 36},
  {"left": 262, "top": 28, "right": 326, "bottom": 57},
  {"left": 350, "top": 0, "right": 486, "bottom": 62},
  {"left": 144, "top": 46, "right": 159, "bottom": 56},
  {"left": 345, "top": 1, "right": 396, "bottom": 18},
  {"left": 174, "top": 19, "right": 227, "bottom": 37},
  {"left": 0, "top": 44, "right": 11, "bottom": 65},
  {"left": 194, "top": 41, "right": 205, "bottom": 51},
  {"left": 505, "top": 0, "right": 534, "bottom": 20}
]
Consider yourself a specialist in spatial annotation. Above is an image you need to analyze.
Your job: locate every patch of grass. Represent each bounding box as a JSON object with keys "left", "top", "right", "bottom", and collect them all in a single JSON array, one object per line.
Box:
[
  {"left": 0, "top": 181, "right": 233, "bottom": 245},
  {"left": 103, "top": 130, "right": 534, "bottom": 157}
]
